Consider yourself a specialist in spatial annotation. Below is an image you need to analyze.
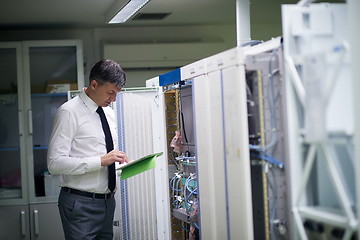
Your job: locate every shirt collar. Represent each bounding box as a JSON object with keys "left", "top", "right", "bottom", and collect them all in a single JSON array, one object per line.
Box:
[{"left": 79, "top": 88, "right": 99, "bottom": 113}]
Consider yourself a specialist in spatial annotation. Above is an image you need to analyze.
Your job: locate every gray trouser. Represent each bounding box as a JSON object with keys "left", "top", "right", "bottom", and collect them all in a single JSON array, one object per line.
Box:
[{"left": 58, "top": 189, "right": 116, "bottom": 240}]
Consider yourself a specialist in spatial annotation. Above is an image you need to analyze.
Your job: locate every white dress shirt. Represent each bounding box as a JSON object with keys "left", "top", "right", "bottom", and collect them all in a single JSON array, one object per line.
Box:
[{"left": 47, "top": 89, "right": 118, "bottom": 193}]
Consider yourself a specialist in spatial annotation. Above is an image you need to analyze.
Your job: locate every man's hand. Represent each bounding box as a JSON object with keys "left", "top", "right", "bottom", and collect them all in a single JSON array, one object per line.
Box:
[{"left": 101, "top": 150, "right": 129, "bottom": 166}]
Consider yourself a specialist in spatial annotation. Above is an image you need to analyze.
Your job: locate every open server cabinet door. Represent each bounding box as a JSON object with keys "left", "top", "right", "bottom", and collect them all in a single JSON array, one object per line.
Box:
[{"left": 114, "top": 87, "right": 171, "bottom": 240}]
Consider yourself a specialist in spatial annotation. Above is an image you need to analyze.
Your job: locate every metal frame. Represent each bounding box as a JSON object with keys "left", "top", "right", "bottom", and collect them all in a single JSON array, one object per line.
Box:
[
  {"left": 282, "top": 3, "right": 357, "bottom": 240},
  {"left": 0, "top": 42, "right": 28, "bottom": 206},
  {"left": 349, "top": 0, "right": 360, "bottom": 237}
]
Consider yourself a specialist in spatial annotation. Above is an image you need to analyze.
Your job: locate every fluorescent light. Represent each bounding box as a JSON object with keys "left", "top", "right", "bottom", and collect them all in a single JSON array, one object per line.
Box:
[{"left": 107, "top": 0, "right": 150, "bottom": 24}]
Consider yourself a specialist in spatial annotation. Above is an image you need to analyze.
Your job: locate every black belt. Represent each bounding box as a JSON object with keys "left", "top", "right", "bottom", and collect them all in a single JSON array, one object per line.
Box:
[{"left": 62, "top": 187, "right": 114, "bottom": 199}]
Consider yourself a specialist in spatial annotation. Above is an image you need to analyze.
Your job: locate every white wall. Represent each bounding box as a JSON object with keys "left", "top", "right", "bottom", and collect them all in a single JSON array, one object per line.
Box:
[
  {"left": 0, "top": 24, "right": 236, "bottom": 87},
  {"left": 96, "top": 25, "right": 236, "bottom": 87}
]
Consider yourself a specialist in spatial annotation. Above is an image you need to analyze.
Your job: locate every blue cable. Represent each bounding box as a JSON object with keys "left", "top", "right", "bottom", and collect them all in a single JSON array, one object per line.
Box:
[
  {"left": 249, "top": 144, "right": 262, "bottom": 150},
  {"left": 184, "top": 176, "right": 192, "bottom": 209},
  {"left": 186, "top": 178, "right": 198, "bottom": 194},
  {"left": 179, "top": 220, "right": 189, "bottom": 232},
  {"left": 186, "top": 178, "right": 198, "bottom": 204},
  {"left": 170, "top": 175, "right": 182, "bottom": 191},
  {"left": 184, "top": 176, "right": 198, "bottom": 210},
  {"left": 193, "top": 222, "right": 200, "bottom": 229},
  {"left": 250, "top": 150, "right": 284, "bottom": 168},
  {"left": 187, "top": 191, "right": 197, "bottom": 206},
  {"left": 173, "top": 199, "right": 182, "bottom": 209},
  {"left": 256, "top": 153, "right": 284, "bottom": 169}
]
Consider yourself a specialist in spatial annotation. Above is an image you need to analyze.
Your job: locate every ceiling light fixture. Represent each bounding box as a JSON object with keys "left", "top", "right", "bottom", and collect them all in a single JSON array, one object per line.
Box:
[{"left": 106, "top": 0, "right": 150, "bottom": 24}]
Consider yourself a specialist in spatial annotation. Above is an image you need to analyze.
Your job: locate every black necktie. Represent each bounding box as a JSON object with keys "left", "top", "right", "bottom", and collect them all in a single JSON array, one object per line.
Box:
[{"left": 96, "top": 106, "right": 115, "bottom": 192}]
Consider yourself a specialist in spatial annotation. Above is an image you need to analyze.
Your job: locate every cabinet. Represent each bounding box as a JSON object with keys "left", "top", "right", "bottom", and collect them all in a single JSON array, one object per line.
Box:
[{"left": 0, "top": 40, "right": 84, "bottom": 239}]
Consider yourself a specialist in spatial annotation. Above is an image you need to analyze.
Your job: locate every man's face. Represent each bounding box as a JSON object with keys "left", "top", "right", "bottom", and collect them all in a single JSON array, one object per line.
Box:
[{"left": 92, "top": 81, "right": 121, "bottom": 107}]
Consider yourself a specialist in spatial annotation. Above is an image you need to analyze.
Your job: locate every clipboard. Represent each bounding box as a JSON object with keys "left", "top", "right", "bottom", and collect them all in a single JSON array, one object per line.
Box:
[{"left": 116, "top": 152, "right": 163, "bottom": 180}]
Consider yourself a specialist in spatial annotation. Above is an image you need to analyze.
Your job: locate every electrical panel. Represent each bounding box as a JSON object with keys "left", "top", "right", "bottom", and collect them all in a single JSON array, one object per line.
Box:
[
  {"left": 160, "top": 72, "right": 199, "bottom": 240},
  {"left": 244, "top": 39, "right": 289, "bottom": 240}
]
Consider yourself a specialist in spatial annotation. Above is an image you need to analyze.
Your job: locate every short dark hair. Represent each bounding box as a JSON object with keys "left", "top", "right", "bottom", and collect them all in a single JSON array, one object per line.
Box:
[{"left": 89, "top": 59, "right": 126, "bottom": 89}]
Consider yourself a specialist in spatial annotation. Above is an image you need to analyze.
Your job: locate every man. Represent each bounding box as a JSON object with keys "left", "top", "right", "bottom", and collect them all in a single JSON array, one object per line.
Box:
[{"left": 47, "top": 59, "right": 128, "bottom": 240}]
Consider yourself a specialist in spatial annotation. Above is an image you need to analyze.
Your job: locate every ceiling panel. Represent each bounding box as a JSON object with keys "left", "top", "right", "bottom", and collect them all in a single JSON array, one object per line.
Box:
[{"left": 0, "top": 0, "right": 236, "bottom": 29}]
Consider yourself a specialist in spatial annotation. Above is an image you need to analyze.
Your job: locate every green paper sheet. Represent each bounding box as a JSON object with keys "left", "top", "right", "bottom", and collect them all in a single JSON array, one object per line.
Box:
[{"left": 116, "top": 152, "right": 163, "bottom": 180}]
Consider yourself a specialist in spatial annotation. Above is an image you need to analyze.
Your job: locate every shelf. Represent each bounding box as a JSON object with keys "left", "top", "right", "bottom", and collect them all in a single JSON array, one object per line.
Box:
[
  {"left": 31, "top": 93, "right": 67, "bottom": 97},
  {"left": 0, "top": 147, "right": 20, "bottom": 152},
  {"left": 0, "top": 146, "right": 49, "bottom": 151},
  {"left": 33, "top": 146, "right": 48, "bottom": 150},
  {"left": 0, "top": 188, "right": 21, "bottom": 199}
]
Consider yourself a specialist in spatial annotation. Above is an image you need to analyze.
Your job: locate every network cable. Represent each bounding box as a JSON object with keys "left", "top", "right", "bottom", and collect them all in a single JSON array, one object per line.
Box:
[
  {"left": 184, "top": 175, "right": 198, "bottom": 211},
  {"left": 251, "top": 150, "right": 285, "bottom": 169}
]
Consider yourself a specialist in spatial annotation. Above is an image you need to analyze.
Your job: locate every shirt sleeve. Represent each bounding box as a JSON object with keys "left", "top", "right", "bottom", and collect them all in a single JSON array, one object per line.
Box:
[{"left": 47, "top": 107, "right": 101, "bottom": 175}]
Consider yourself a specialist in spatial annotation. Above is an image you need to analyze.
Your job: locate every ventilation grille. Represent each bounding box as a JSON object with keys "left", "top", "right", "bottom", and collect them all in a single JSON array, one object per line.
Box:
[
  {"left": 115, "top": 92, "right": 157, "bottom": 240},
  {"left": 132, "top": 13, "right": 171, "bottom": 20}
]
